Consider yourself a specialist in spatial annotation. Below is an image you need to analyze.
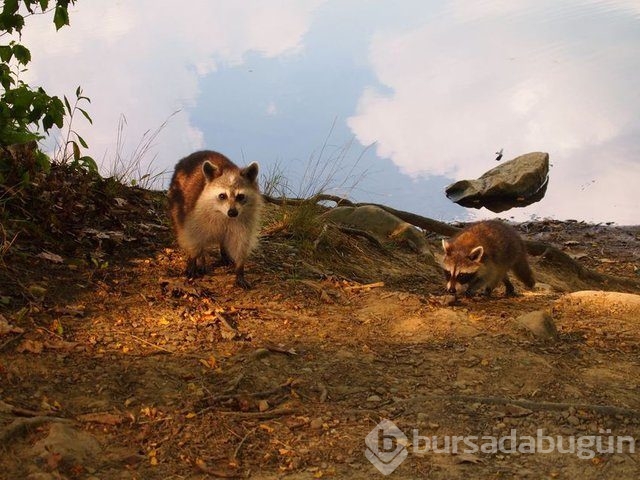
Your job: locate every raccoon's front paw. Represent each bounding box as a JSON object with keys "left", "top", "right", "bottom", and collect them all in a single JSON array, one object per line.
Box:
[
  {"left": 185, "top": 261, "right": 206, "bottom": 279},
  {"left": 235, "top": 275, "right": 252, "bottom": 290}
]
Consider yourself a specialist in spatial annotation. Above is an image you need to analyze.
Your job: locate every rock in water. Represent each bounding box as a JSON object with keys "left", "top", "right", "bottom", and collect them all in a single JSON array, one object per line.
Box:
[{"left": 445, "top": 152, "right": 549, "bottom": 212}]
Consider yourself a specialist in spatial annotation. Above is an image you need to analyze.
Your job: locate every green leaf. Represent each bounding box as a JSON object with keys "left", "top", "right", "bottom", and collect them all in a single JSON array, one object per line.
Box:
[
  {"left": 39, "top": 0, "right": 50, "bottom": 11},
  {"left": 71, "top": 140, "right": 80, "bottom": 160},
  {"left": 12, "top": 44, "right": 31, "bottom": 65},
  {"left": 78, "top": 107, "right": 92, "bottom": 124},
  {"left": 0, "top": 45, "right": 13, "bottom": 62},
  {"left": 75, "top": 132, "right": 88, "bottom": 148},
  {"left": 2, "top": 0, "right": 19, "bottom": 15},
  {"left": 64, "top": 95, "right": 72, "bottom": 114},
  {"left": 75, "top": 85, "right": 82, "bottom": 97},
  {"left": 53, "top": 5, "right": 70, "bottom": 30},
  {"left": 80, "top": 156, "right": 98, "bottom": 173},
  {"left": 0, "top": 129, "right": 41, "bottom": 145}
]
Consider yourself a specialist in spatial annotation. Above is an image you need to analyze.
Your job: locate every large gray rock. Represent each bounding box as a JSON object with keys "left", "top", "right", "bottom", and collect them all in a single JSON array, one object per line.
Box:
[
  {"left": 322, "top": 205, "right": 433, "bottom": 257},
  {"left": 445, "top": 152, "right": 549, "bottom": 212}
]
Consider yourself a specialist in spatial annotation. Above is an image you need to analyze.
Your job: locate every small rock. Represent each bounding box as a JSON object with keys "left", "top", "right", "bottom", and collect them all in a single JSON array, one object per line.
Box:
[
  {"left": 366, "top": 394, "right": 382, "bottom": 403},
  {"left": 567, "top": 415, "right": 581, "bottom": 426},
  {"left": 533, "top": 282, "right": 553, "bottom": 293},
  {"left": 515, "top": 310, "right": 558, "bottom": 342},
  {"left": 442, "top": 294, "right": 458, "bottom": 306},
  {"left": 257, "top": 400, "right": 270, "bottom": 412},
  {"left": 310, "top": 417, "right": 324, "bottom": 430},
  {"left": 29, "top": 423, "right": 101, "bottom": 466}
]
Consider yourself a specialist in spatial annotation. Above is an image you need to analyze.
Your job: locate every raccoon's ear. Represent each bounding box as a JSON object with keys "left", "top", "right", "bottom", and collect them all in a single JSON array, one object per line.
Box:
[
  {"left": 469, "top": 246, "right": 484, "bottom": 262},
  {"left": 442, "top": 239, "right": 452, "bottom": 255},
  {"left": 241, "top": 162, "right": 259, "bottom": 183},
  {"left": 202, "top": 161, "right": 222, "bottom": 181}
]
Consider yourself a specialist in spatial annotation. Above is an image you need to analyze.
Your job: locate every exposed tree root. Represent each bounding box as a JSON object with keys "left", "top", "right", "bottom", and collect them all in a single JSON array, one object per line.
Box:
[{"left": 0, "top": 416, "right": 72, "bottom": 445}]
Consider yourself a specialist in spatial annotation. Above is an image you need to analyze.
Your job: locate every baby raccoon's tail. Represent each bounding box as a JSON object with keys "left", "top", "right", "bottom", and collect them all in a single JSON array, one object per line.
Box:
[{"left": 512, "top": 255, "right": 535, "bottom": 289}]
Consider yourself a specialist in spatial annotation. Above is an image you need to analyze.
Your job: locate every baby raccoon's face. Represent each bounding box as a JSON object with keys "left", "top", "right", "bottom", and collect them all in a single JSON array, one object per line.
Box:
[{"left": 441, "top": 239, "right": 484, "bottom": 295}]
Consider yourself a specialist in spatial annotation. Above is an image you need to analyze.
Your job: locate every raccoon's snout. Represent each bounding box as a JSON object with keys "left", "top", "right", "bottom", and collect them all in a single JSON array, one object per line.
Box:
[
  {"left": 227, "top": 207, "right": 239, "bottom": 218},
  {"left": 447, "top": 285, "right": 457, "bottom": 294}
]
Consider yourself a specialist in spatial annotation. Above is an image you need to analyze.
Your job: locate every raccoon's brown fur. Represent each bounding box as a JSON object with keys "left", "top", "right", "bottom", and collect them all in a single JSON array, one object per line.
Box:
[
  {"left": 167, "top": 150, "right": 262, "bottom": 288},
  {"left": 441, "top": 220, "right": 535, "bottom": 297}
]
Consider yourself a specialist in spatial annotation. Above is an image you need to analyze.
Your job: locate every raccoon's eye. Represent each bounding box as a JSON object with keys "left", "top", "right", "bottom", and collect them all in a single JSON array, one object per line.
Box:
[
  {"left": 456, "top": 272, "right": 477, "bottom": 284},
  {"left": 236, "top": 193, "right": 246, "bottom": 202},
  {"left": 443, "top": 269, "right": 452, "bottom": 280},
  {"left": 218, "top": 193, "right": 228, "bottom": 200}
]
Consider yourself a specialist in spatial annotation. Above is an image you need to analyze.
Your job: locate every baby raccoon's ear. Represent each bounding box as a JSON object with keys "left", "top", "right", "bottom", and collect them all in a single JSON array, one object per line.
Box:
[
  {"left": 241, "top": 162, "right": 259, "bottom": 183},
  {"left": 469, "top": 246, "right": 484, "bottom": 262},
  {"left": 442, "top": 239, "right": 452, "bottom": 255},
  {"left": 202, "top": 161, "right": 222, "bottom": 181}
]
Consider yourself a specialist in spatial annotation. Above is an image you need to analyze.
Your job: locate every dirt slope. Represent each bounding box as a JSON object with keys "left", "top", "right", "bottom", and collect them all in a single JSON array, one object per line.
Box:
[{"left": 1, "top": 177, "right": 640, "bottom": 479}]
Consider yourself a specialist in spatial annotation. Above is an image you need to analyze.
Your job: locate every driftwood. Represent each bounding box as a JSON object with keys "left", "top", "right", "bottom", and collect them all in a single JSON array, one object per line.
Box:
[
  {"left": 262, "top": 193, "right": 624, "bottom": 285},
  {"left": 263, "top": 194, "right": 457, "bottom": 237}
]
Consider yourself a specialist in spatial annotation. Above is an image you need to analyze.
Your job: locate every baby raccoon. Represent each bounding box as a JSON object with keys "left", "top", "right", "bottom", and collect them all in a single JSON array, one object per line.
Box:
[
  {"left": 168, "top": 150, "right": 262, "bottom": 288},
  {"left": 441, "top": 220, "right": 535, "bottom": 297}
]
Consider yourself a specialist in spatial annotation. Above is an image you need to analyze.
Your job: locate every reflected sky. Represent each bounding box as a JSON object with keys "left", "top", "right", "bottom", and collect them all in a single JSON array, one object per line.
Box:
[{"left": 21, "top": 0, "right": 640, "bottom": 224}]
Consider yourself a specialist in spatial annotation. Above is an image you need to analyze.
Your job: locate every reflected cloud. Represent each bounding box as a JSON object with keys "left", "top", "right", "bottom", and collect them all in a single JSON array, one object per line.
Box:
[
  {"left": 22, "top": 0, "right": 323, "bottom": 174},
  {"left": 348, "top": 0, "right": 639, "bottom": 223}
]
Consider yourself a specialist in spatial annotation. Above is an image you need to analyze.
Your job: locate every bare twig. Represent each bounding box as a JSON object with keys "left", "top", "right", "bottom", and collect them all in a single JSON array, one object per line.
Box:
[
  {"left": 344, "top": 281, "right": 385, "bottom": 291},
  {"left": 0, "top": 399, "right": 50, "bottom": 417},
  {"left": 218, "top": 408, "right": 299, "bottom": 420},
  {"left": 198, "top": 380, "right": 296, "bottom": 414},
  {"left": 405, "top": 394, "right": 640, "bottom": 418},
  {"left": 232, "top": 426, "right": 258, "bottom": 464},
  {"left": 127, "top": 334, "right": 175, "bottom": 354}
]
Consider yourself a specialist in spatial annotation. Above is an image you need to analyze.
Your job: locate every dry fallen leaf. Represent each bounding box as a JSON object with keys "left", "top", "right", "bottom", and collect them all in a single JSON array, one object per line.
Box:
[
  {"left": 258, "top": 399, "right": 270, "bottom": 412},
  {"left": 16, "top": 339, "right": 43, "bottom": 354},
  {"left": 0, "top": 316, "right": 24, "bottom": 336},
  {"left": 37, "top": 250, "right": 64, "bottom": 263},
  {"left": 46, "top": 450, "right": 63, "bottom": 470},
  {"left": 455, "top": 453, "right": 484, "bottom": 464}
]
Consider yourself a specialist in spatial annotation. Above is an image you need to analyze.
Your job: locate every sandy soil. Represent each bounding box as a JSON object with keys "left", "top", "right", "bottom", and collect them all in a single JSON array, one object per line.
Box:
[{"left": 1, "top": 182, "right": 640, "bottom": 479}]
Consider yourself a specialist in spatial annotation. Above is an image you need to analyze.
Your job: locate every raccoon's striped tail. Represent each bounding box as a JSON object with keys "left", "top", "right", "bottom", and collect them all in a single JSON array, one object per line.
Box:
[{"left": 513, "top": 256, "right": 536, "bottom": 289}]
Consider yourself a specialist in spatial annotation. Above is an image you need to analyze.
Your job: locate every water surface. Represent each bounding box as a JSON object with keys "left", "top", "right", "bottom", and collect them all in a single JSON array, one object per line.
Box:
[{"left": 22, "top": 0, "right": 640, "bottom": 224}]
